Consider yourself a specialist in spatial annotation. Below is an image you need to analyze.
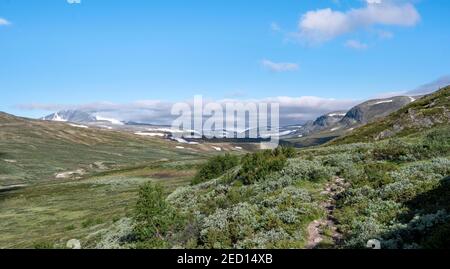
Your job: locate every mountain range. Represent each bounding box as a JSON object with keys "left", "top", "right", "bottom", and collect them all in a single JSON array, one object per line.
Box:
[{"left": 40, "top": 94, "right": 421, "bottom": 142}]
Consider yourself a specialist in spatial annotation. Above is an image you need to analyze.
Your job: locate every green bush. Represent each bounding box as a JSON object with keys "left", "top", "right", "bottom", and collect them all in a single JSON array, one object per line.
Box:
[
  {"left": 282, "top": 159, "right": 335, "bottom": 182},
  {"left": 372, "top": 139, "right": 417, "bottom": 162},
  {"left": 423, "top": 127, "right": 450, "bottom": 156},
  {"left": 274, "top": 146, "right": 297, "bottom": 158},
  {"left": 236, "top": 149, "right": 288, "bottom": 185},
  {"left": 133, "top": 182, "right": 183, "bottom": 248},
  {"left": 192, "top": 154, "right": 239, "bottom": 185},
  {"left": 200, "top": 203, "right": 259, "bottom": 248}
]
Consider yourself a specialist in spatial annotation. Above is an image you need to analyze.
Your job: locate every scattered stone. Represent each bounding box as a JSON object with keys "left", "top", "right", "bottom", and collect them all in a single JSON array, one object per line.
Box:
[{"left": 66, "top": 239, "right": 81, "bottom": 249}]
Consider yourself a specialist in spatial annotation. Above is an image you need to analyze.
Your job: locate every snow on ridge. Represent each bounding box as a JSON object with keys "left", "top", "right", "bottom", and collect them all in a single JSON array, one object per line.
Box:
[
  {"left": 328, "top": 113, "right": 346, "bottom": 117},
  {"left": 373, "top": 100, "right": 394, "bottom": 105},
  {"left": 260, "top": 130, "right": 295, "bottom": 139},
  {"left": 52, "top": 113, "right": 67, "bottom": 122},
  {"left": 409, "top": 97, "right": 416, "bottom": 102}
]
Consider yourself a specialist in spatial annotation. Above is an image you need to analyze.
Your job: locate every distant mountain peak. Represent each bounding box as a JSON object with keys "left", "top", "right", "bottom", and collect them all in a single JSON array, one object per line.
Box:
[{"left": 42, "top": 110, "right": 95, "bottom": 123}]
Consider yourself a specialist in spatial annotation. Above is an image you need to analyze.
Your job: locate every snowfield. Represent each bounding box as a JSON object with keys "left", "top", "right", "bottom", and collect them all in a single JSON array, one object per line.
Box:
[
  {"left": 68, "top": 124, "right": 89, "bottom": 129},
  {"left": 134, "top": 132, "right": 166, "bottom": 137}
]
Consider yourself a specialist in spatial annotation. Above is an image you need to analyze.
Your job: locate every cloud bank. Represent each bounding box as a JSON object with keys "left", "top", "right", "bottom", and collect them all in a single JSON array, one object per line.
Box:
[{"left": 18, "top": 96, "right": 358, "bottom": 126}]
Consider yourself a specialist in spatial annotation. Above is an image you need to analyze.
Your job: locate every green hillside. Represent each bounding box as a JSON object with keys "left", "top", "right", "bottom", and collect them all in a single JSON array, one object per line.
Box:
[
  {"left": 0, "top": 112, "right": 205, "bottom": 186},
  {"left": 1, "top": 87, "right": 449, "bottom": 249},
  {"left": 100, "top": 89, "right": 450, "bottom": 249}
]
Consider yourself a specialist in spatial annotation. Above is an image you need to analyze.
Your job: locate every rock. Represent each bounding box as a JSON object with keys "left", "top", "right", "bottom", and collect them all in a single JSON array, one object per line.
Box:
[{"left": 66, "top": 239, "right": 82, "bottom": 249}]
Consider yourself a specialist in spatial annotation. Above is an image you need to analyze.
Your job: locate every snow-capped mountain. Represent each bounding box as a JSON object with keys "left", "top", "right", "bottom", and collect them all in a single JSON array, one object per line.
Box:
[
  {"left": 41, "top": 110, "right": 97, "bottom": 123},
  {"left": 41, "top": 110, "right": 124, "bottom": 125}
]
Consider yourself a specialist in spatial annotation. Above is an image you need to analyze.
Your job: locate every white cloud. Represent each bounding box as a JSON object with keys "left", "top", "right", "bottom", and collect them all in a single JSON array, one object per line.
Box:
[
  {"left": 18, "top": 96, "right": 358, "bottom": 125},
  {"left": 261, "top": 59, "right": 299, "bottom": 72},
  {"left": 67, "top": 0, "right": 81, "bottom": 4},
  {"left": 345, "top": 39, "right": 368, "bottom": 50},
  {"left": 0, "top": 18, "right": 11, "bottom": 26},
  {"left": 298, "top": 1, "right": 420, "bottom": 43}
]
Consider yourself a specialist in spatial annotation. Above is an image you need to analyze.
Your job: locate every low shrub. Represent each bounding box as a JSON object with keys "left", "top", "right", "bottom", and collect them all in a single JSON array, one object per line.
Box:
[
  {"left": 192, "top": 154, "right": 239, "bottom": 185},
  {"left": 200, "top": 202, "right": 259, "bottom": 248},
  {"left": 372, "top": 139, "right": 418, "bottom": 162},
  {"left": 422, "top": 127, "right": 450, "bottom": 156},
  {"left": 236, "top": 149, "right": 288, "bottom": 185},
  {"left": 282, "top": 159, "right": 335, "bottom": 182}
]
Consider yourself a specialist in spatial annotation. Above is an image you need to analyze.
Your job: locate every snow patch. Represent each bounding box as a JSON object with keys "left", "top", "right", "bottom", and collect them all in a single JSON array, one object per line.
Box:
[
  {"left": 52, "top": 113, "right": 67, "bottom": 122},
  {"left": 55, "top": 169, "right": 85, "bottom": 179},
  {"left": 69, "top": 123, "right": 89, "bottom": 129},
  {"left": 171, "top": 137, "right": 199, "bottom": 145},
  {"left": 134, "top": 132, "right": 166, "bottom": 137},
  {"left": 175, "top": 146, "right": 185, "bottom": 149},
  {"left": 328, "top": 113, "right": 346, "bottom": 117},
  {"left": 148, "top": 128, "right": 184, "bottom": 134},
  {"left": 172, "top": 137, "right": 189, "bottom": 144},
  {"left": 374, "top": 100, "right": 393, "bottom": 105},
  {"left": 260, "top": 130, "right": 295, "bottom": 139}
]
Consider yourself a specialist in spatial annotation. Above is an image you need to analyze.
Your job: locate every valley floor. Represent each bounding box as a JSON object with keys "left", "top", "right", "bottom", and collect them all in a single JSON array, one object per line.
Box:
[{"left": 0, "top": 160, "right": 198, "bottom": 249}]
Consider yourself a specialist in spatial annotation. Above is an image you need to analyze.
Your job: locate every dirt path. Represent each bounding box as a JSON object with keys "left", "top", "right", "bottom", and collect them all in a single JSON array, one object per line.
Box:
[{"left": 306, "top": 177, "right": 347, "bottom": 249}]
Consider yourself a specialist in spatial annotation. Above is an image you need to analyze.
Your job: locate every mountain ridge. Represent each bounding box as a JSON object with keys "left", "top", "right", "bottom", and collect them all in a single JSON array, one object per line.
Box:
[{"left": 331, "top": 86, "right": 450, "bottom": 144}]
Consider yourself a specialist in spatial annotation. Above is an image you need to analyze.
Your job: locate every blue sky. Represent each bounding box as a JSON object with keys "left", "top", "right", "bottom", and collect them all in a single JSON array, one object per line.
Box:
[{"left": 0, "top": 0, "right": 449, "bottom": 120}]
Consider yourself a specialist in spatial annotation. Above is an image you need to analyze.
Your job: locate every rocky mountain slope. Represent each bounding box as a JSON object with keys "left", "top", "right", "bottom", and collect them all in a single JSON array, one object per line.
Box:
[
  {"left": 283, "top": 95, "right": 419, "bottom": 147},
  {"left": 332, "top": 86, "right": 450, "bottom": 144}
]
